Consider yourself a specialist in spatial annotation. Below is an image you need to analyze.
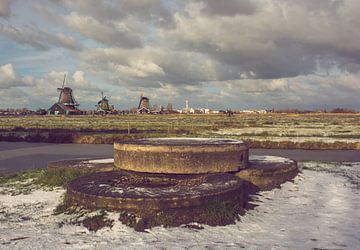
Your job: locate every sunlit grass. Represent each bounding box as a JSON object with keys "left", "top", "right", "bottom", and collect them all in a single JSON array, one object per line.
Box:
[{"left": 1, "top": 113, "right": 360, "bottom": 148}]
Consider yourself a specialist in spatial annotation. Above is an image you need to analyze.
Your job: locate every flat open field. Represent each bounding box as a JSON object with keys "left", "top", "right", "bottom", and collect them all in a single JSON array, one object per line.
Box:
[{"left": 0, "top": 113, "right": 360, "bottom": 150}]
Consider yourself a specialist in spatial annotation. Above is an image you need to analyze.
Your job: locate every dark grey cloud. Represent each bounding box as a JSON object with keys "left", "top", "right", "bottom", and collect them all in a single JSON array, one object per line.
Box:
[
  {"left": 52, "top": 0, "right": 125, "bottom": 21},
  {"left": 63, "top": 13, "right": 143, "bottom": 48},
  {"left": 0, "top": 22, "right": 82, "bottom": 50},
  {"left": 279, "top": 0, "right": 344, "bottom": 13},
  {"left": 162, "top": 0, "right": 360, "bottom": 81},
  {"left": 197, "top": 0, "right": 258, "bottom": 16},
  {"left": 121, "top": 0, "right": 175, "bottom": 28},
  {"left": 0, "top": 23, "right": 48, "bottom": 50},
  {"left": 53, "top": 0, "right": 174, "bottom": 28},
  {"left": 0, "top": 0, "right": 14, "bottom": 18}
]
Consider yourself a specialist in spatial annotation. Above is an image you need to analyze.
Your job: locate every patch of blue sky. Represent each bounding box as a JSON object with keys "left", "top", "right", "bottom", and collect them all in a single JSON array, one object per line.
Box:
[
  {"left": 205, "top": 85, "right": 221, "bottom": 94},
  {"left": 0, "top": 37, "right": 24, "bottom": 64},
  {"left": 80, "top": 38, "right": 106, "bottom": 49},
  {"left": 162, "top": 0, "right": 182, "bottom": 13},
  {"left": 143, "top": 25, "right": 158, "bottom": 46}
]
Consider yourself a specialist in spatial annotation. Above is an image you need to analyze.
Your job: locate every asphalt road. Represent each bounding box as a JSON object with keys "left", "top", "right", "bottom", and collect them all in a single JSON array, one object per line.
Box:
[{"left": 1, "top": 142, "right": 360, "bottom": 174}]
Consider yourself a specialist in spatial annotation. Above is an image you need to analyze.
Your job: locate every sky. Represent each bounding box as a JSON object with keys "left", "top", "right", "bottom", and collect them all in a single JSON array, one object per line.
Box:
[{"left": 1, "top": 0, "right": 360, "bottom": 111}]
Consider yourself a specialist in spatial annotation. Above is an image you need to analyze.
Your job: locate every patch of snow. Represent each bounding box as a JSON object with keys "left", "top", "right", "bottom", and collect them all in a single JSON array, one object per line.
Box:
[
  {"left": 87, "top": 159, "right": 114, "bottom": 164},
  {"left": 0, "top": 189, "right": 65, "bottom": 207},
  {"left": 0, "top": 162, "right": 359, "bottom": 249},
  {"left": 209, "top": 127, "right": 360, "bottom": 144}
]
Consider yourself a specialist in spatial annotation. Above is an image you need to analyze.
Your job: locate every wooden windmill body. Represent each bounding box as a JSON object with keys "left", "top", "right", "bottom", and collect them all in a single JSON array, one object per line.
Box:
[
  {"left": 48, "top": 74, "right": 82, "bottom": 115},
  {"left": 137, "top": 93, "right": 150, "bottom": 114},
  {"left": 96, "top": 92, "right": 114, "bottom": 114}
]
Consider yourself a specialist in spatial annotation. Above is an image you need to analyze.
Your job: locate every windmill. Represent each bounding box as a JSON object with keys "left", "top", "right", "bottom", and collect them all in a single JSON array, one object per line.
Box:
[
  {"left": 137, "top": 93, "right": 150, "bottom": 114},
  {"left": 57, "top": 74, "right": 79, "bottom": 107},
  {"left": 96, "top": 91, "right": 113, "bottom": 112},
  {"left": 48, "top": 73, "right": 82, "bottom": 115}
]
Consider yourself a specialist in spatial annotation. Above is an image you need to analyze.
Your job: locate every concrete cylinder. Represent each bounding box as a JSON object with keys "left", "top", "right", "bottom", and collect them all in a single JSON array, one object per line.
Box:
[
  {"left": 236, "top": 155, "right": 298, "bottom": 191},
  {"left": 114, "top": 138, "right": 249, "bottom": 174}
]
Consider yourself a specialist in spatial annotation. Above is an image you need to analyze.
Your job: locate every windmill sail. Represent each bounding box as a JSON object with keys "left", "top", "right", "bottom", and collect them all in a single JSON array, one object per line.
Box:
[{"left": 58, "top": 74, "right": 66, "bottom": 103}]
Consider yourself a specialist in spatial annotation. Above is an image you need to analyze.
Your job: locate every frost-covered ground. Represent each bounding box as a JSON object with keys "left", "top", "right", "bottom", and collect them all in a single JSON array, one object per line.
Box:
[
  {"left": 209, "top": 127, "right": 360, "bottom": 143},
  {"left": 1, "top": 162, "right": 359, "bottom": 249}
]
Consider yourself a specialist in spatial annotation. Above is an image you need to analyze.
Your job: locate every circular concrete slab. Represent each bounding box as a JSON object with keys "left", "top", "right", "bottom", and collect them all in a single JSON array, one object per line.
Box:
[
  {"left": 114, "top": 138, "right": 249, "bottom": 174},
  {"left": 48, "top": 158, "right": 115, "bottom": 173},
  {"left": 236, "top": 155, "right": 299, "bottom": 191},
  {"left": 67, "top": 171, "right": 244, "bottom": 213}
]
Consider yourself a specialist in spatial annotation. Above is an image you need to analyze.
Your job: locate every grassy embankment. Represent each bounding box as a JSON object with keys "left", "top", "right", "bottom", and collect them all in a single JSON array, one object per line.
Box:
[
  {"left": 1, "top": 113, "right": 360, "bottom": 149},
  {"left": 0, "top": 168, "right": 85, "bottom": 195}
]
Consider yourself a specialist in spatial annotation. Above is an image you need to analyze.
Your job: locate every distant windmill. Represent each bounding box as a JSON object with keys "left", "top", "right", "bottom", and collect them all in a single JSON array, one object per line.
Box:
[
  {"left": 97, "top": 91, "right": 113, "bottom": 112},
  {"left": 137, "top": 93, "right": 150, "bottom": 114},
  {"left": 57, "top": 74, "right": 79, "bottom": 107},
  {"left": 48, "top": 73, "right": 82, "bottom": 115}
]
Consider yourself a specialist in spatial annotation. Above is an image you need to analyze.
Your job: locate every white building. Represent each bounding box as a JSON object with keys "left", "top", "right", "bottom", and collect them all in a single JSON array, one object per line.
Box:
[
  {"left": 241, "top": 110, "right": 267, "bottom": 114},
  {"left": 182, "top": 100, "right": 195, "bottom": 114}
]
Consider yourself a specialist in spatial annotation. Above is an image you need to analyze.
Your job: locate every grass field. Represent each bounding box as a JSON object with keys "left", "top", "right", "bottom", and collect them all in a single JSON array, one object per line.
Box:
[{"left": 1, "top": 113, "right": 360, "bottom": 149}]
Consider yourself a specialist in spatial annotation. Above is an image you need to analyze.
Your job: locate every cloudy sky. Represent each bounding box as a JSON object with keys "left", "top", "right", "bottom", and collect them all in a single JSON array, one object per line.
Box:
[{"left": 1, "top": 0, "right": 360, "bottom": 110}]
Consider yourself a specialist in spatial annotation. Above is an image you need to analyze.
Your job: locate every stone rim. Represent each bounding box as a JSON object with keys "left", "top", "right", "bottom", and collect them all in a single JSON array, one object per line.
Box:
[
  {"left": 67, "top": 171, "right": 244, "bottom": 212},
  {"left": 117, "top": 137, "right": 246, "bottom": 146},
  {"left": 114, "top": 138, "right": 248, "bottom": 153}
]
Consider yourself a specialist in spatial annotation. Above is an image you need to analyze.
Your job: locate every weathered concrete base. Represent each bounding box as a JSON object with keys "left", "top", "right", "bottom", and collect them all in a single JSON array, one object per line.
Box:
[
  {"left": 47, "top": 158, "right": 115, "bottom": 173},
  {"left": 53, "top": 150, "right": 298, "bottom": 230},
  {"left": 67, "top": 171, "right": 244, "bottom": 216},
  {"left": 114, "top": 138, "right": 249, "bottom": 174},
  {"left": 236, "top": 155, "right": 299, "bottom": 191}
]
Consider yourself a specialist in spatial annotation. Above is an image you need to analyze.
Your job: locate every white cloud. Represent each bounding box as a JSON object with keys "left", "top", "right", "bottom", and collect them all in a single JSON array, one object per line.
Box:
[
  {"left": 0, "top": 64, "right": 34, "bottom": 89},
  {"left": 54, "top": 33, "right": 80, "bottom": 50},
  {"left": 0, "top": 63, "right": 16, "bottom": 81},
  {"left": 72, "top": 71, "right": 86, "bottom": 85},
  {"left": 210, "top": 78, "right": 288, "bottom": 94},
  {"left": 112, "top": 59, "right": 165, "bottom": 78}
]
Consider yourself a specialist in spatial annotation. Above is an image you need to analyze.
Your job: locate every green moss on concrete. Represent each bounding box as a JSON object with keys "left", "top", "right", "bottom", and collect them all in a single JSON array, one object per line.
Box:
[{"left": 37, "top": 168, "right": 96, "bottom": 187}]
